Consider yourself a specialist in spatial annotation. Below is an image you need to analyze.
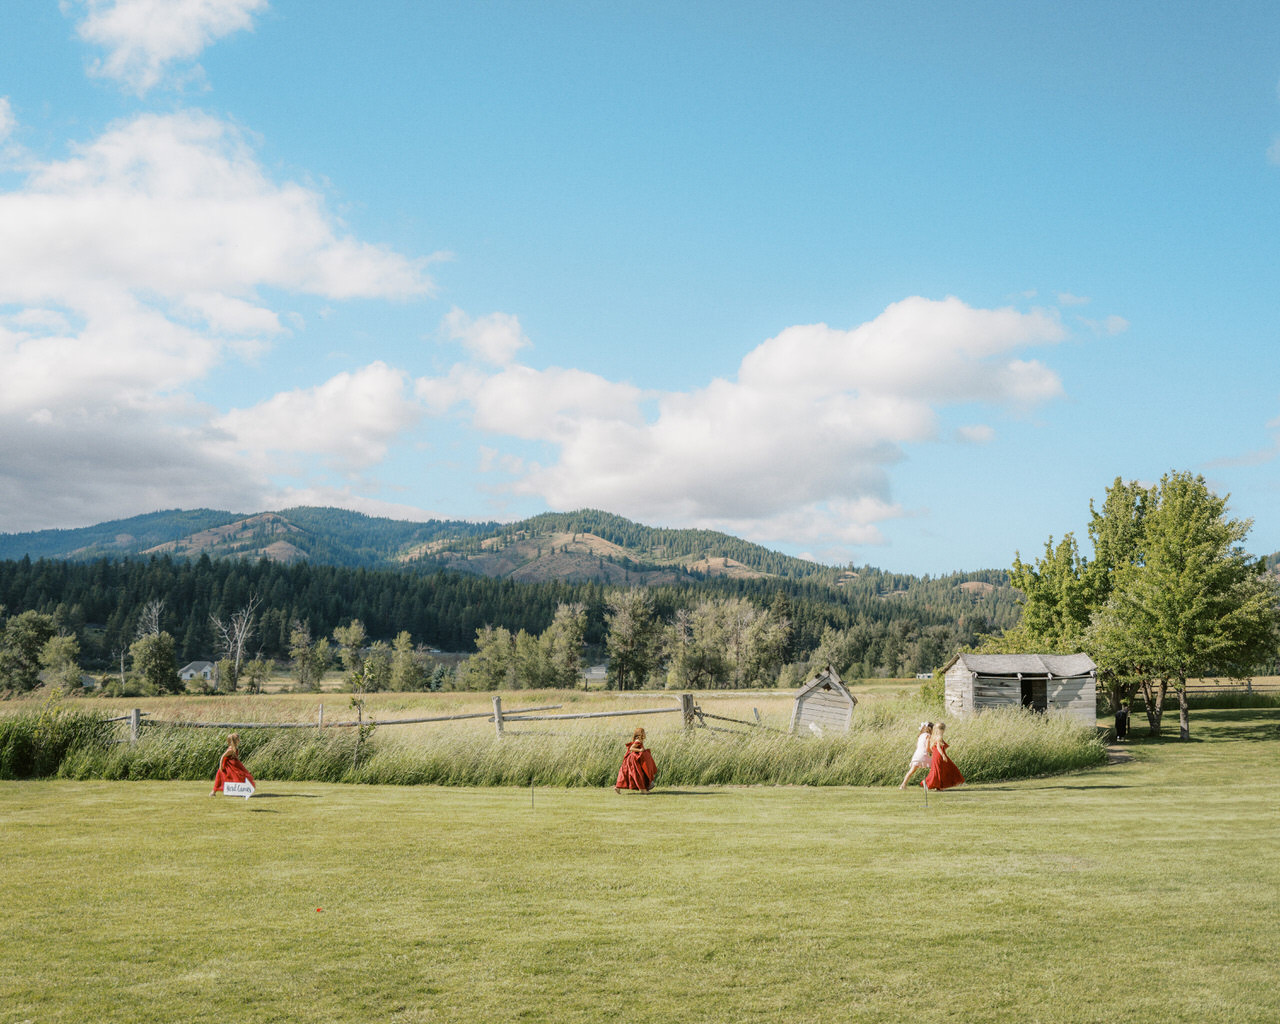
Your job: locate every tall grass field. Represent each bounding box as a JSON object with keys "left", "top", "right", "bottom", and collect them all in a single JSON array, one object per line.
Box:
[
  {"left": 2, "top": 707, "right": 1277, "bottom": 1023},
  {"left": 1, "top": 689, "right": 1105, "bottom": 786}
]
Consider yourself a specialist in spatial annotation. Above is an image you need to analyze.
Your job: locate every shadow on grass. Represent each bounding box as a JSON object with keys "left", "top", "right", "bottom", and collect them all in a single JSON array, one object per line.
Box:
[
  {"left": 630, "top": 789, "right": 721, "bottom": 797},
  {"left": 1127, "top": 707, "right": 1280, "bottom": 744},
  {"left": 244, "top": 792, "right": 322, "bottom": 799},
  {"left": 968, "top": 782, "right": 1136, "bottom": 792}
]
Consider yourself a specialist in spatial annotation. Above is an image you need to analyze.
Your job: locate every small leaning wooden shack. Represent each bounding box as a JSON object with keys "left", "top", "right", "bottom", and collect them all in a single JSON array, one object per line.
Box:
[
  {"left": 790, "top": 666, "right": 858, "bottom": 735},
  {"left": 941, "top": 653, "right": 1097, "bottom": 727}
]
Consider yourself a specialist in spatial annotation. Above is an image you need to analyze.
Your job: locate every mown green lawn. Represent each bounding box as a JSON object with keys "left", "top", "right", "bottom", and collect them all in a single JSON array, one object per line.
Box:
[{"left": 2, "top": 708, "right": 1277, "bottom": 1024}]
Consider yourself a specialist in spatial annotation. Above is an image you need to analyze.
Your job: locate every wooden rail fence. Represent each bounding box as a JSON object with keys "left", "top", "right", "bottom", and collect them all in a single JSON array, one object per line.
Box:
[
  {"left": 1182, "top": 682, "right": 1280, "bottom": 695},
  {"left": 111, "top": 693, "right": 779, "bottom": 741}
]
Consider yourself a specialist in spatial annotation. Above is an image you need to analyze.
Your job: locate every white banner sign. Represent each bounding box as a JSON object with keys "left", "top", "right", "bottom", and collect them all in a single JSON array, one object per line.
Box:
[{"left": 223, "top": 781, "right": 254, "bottom": 798}]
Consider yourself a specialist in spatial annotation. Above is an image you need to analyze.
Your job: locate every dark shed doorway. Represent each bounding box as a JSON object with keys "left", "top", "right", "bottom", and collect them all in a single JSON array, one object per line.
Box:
[{"left": 1021, "top": 678, "right": 1048, "bottom": 712}]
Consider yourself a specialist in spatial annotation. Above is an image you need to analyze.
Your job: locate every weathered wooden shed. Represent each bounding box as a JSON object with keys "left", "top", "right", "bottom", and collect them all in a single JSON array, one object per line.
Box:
[
  {"left": 942, "top": 653, "right": 1097, "bottom": 726},
  {"left": 789, "top": 666, "right": 858, "bottom": 735}
]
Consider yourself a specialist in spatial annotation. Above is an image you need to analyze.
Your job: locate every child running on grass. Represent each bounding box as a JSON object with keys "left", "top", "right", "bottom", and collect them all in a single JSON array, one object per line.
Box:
[
  {"left": 900, "top": 721, "right": 933, "bottom": 789},
  {"left": 922, "top": 722, "right": 965, "bottom": 791},
  {"left": 210, "top": 732, "right": 255, "bottom": 796},
  {"left": 614, "top": 726, "right": 657, "bottom": 793}
]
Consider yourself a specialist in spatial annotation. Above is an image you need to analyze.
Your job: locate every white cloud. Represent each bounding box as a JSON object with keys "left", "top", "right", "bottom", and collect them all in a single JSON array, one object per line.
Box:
[
  {"left": 957, "top": 424, "right": 996, "bottom": 443},
  {"left": 2, "top": 111, "right": 430, "bottom": 308},
  {"left": 1077, "top": 313, "right": 1130, "bottom": 336},
  {"left": 69, "top": 0, "right": 268, "bottom": 95},
  {"left": 0, "top": 97, "right": 14, "bottom": 142},
  {"left": 470, "top": 365, "right": 643, "bottom": 441},
  {"left": 423, "top": 297, "right": 1069, "bottom": 553},
  {"left": 0, "top": 111, "right": 432, "bottom": 413},
  {"left": 442, "top": 308, "right": 530, "bottom": 366},
  {"left": 213, "top": 362, "right": 422, "bottom": 471},
  {"left": 0, "top": 404, "right": 269, "bottom": 532},
  {"left": 0, "top": 110, "right": 434, "bottom": 530}
]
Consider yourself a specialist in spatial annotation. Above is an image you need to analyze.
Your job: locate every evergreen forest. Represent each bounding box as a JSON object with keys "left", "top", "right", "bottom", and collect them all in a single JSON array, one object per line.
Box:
[{"left": 0, "top": 551, "right": 1016, "bottom": 682}]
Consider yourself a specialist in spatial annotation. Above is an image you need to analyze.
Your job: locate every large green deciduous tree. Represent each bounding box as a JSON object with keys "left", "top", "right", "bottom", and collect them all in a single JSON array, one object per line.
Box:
[
  {"left": 130, "top": 631, "right": 181, "bottom": 694},
  {"left": 0, "top": 610, "right": 58, "bottom": 692},
  {"left": 605, "top": 589, "right": 660, "bottom": 691},
  {"left": 460, "top": 625, "right": 515, "bottom": 691},
  {"left": 998, "top": 472, "right": 1278, "bottom": 739},
  {"left": 543, "top": 602, "right": 588, "bottom": 690},
  {"left": 289, "top": 621, "right": 329, "bottom": 691},
  {"left": 39, "top": 633, "right": 82, "bottom": 693},
  {"left": 1087, "top": 472, "right": 1278, "bottom": 739}
]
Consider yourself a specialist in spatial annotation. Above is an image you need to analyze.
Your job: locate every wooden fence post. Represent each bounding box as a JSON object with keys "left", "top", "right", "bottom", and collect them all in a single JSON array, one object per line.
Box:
[
  {"left": 130, "top": 708, "right": 141, "bottom": 743},
  {"left": 493, "top": 695, "right": 504, "bottom": 738},
  {"left": 680, "top": 693, "right": 694, "bottom": 730}
]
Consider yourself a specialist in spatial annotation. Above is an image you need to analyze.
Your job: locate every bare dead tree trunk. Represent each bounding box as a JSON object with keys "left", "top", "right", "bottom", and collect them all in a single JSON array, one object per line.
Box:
[
  {"left": 211, "top": 594, "right": 261, "bottom": 692},
  {"left": 136, "top": 599, "right": 164, "bottom": 639}
]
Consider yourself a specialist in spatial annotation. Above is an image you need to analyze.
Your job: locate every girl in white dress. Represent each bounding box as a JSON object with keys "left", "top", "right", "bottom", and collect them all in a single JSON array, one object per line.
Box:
[{"left": 899, "top": 721, "right": 933, "bottom": 789}]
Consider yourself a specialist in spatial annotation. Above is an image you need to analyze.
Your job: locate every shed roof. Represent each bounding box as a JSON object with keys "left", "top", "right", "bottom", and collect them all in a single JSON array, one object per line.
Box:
[
  {"left": 794, "top": 665, "right": 856, "bottom": 702},
  {"left": 945, "top": 653, "right": 1096, "bottom": 677}
]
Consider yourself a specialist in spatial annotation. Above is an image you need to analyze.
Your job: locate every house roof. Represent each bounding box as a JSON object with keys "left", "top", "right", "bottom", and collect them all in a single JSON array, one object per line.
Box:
[
  {"left": 179, "top": 661, "right": 215, "bottom": 673},
  {"left": 945, "top": 653, "right": 1096, "bottom": 677}
]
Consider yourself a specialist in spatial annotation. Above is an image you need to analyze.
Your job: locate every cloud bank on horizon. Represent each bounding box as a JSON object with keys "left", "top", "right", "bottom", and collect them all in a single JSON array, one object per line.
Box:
[{"left": 1, "top": 1, "right": 1277, "bottom": 571}]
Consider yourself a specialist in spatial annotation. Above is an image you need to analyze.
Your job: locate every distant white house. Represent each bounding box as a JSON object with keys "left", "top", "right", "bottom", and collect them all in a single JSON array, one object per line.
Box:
[
  {"left": 583, "top": 664, "right": 608, "bottom": 684},
  {"left": 179, "top": 661, "right": 216, "bottom": 682}
]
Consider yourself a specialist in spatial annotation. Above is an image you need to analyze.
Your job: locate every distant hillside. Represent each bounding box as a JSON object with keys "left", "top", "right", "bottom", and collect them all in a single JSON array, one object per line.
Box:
[
  {"left": 0, "top": 507, "right": 1018, "bottom": 615},
  {"left": 408, "top": 509, "right": 832, "bottom": 584},
  {"left": 0, "top": 507, "right": 495, "bottom": 569},
  {"left": 0, "top": 509, "right": 244, "bottom": 561},
  {"left": 0, "top": 506, "right": 833, "bottom": 583}
]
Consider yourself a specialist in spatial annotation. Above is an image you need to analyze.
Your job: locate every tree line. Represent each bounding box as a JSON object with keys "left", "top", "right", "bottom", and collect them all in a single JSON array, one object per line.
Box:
[{"left": 0, "top": 551, "right": 1015, "bottom": 693}]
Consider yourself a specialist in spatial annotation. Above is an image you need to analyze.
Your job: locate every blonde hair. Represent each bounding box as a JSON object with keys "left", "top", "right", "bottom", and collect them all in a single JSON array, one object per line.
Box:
[
  {"left": 631, "top": 727, "right": 646, "bottom": 744},
  {"left": 930, "top": 722, "right": 946, "bottom": 745},
  {"left": 226, "top": 733, "right": 240, "bottom": 753}
]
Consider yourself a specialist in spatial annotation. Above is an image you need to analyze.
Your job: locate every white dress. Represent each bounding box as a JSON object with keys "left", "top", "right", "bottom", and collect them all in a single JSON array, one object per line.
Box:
[{"left": 909, "top": 733, "right": 931, "bottom": 768}]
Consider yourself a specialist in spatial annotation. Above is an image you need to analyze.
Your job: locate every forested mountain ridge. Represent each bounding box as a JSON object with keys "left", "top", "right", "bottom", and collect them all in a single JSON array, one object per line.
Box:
[
  {"left": 0, "top": 509, "right": 245, "bottom": 561},
  {"left": 0, "top": 507, "right": 1021, "bottom": 674},
  {"left": 0, "top": 507, "right": 498, "bottom": 568},
  {"left": 406, "top": 508, "right": 835, "bottom": 583},
  {"left": 1, "top": 506, "right": 837, "bottom": 582}
]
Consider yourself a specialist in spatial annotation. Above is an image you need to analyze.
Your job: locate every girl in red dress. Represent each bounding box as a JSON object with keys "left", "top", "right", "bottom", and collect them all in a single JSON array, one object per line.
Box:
[
  {"left": 922, "top": 722, "right": 964, "bottom": 791},
  {"left": 614, "top": 726, "right": 657, "bottom": 793},
  {"left": 210, "top": 732, "right": 255, "bottom": 795}
]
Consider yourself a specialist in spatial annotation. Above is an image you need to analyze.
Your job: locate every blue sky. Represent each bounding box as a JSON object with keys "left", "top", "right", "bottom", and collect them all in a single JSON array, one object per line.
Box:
[{"left": 1, "top": 1, "right": 1278, "bottom": 574}]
